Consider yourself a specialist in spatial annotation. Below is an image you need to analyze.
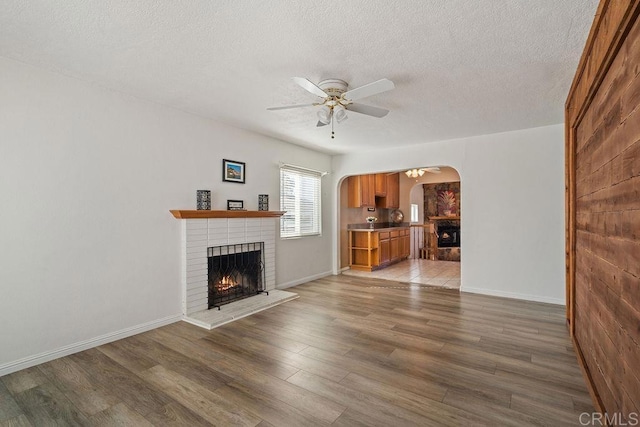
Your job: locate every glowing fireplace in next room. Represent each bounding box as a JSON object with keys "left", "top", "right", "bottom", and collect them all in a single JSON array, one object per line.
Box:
[{"left": 207, "top": 242, "right": 266, "bottom": 310}]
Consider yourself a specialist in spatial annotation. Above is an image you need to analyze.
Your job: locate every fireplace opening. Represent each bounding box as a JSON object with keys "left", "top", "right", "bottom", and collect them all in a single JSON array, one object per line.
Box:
[
  {"left": 208, "top": 242, "right": 266, "bottom": 310},
  {"left": 438, "top": 225, "right": 460, "bottom": 248}
]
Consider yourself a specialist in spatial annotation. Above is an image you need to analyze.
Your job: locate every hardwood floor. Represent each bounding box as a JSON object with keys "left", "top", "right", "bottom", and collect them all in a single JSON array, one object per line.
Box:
[{"left": 1, "top": 275, "right": 593, "bottom": 426}]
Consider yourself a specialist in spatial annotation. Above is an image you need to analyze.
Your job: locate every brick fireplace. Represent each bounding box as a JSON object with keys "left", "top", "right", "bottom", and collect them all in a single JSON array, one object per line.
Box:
[{"left": 171, "top": 210, "right": 297, "bottom": 329}]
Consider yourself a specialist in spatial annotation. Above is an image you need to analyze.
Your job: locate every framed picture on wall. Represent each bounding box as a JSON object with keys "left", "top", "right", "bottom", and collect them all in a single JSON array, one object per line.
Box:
[
  {"left": 223, "top": 159, "right": 245, "bottom": 183},
  {"left": 437, "top": 190, "right": 457, "bottom": 216},
  {"left": 227, "top": 200, "right": 244, "bottom": 210}
]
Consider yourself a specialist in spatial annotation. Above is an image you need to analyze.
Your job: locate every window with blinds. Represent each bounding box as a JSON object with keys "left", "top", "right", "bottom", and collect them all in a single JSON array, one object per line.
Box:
[{"left": 280, "top": 165, "right": 322, "bottom": 238}]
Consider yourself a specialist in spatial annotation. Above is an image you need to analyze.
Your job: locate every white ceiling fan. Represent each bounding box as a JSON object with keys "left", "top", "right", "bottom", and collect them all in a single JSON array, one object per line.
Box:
[{"left": 267, "top": 77, "right": 395, "bottom": 137}]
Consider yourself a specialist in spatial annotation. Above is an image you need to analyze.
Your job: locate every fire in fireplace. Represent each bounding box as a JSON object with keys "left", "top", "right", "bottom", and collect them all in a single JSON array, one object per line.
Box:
[
  {"left": 438, "top": 224, "right": 460, "bottom": 248},
  {"left": 208, "top": 242, "right": 266, "bottom": 310}
]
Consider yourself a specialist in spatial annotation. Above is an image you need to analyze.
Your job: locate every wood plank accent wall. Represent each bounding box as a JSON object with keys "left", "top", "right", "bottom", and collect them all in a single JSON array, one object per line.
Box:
[{"left": 566, "top": 0, "right": 640, "bottom": 420}]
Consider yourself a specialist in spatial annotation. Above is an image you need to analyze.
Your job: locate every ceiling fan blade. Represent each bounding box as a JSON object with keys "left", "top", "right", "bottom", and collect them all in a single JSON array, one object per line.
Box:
[
  {"left": 267, "top": 103, "right": 316, "bottom": 111},
  {"left": 342, "top": 78, "right": 394, "bottom": 101},
  {"left": 292, "top": 77, "right": 328, "bottom": 98},
  {"left": 424, "top": 167, "right": 441, "bottom": 174},
  {"left": 316, "top": 121, "right": 329, "bottom": 127},
  {"left": 346, "top": 103, "right": 389, "bottom": 118}
]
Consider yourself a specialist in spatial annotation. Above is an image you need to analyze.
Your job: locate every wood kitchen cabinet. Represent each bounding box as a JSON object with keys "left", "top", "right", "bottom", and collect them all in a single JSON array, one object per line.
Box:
[
  {"left": 389, "top": 233, "right": 400, "bottom": 262},
  {"left": 348, "top": 172, "right": 399, "bottom": 209},
  {"left": 375, "top": 172, "right": 400, "bottom": 209},
  {"left": 348, "top": 230, "right": 379, "bottom": 270},
  {"left": 349, "top": 227, "right": 409, "bottom": 271},
  {"left": 400, "top": 229, "right": 410, "bottom": 258},
  {"left": 348, "top": 174, "right": 375, "bottom": 207},
  {"left": 379, "top": 238, "right": 390, "bottom": 264},
  {"left": 374, "top": 173, "right": 387, "bottom": 196}
]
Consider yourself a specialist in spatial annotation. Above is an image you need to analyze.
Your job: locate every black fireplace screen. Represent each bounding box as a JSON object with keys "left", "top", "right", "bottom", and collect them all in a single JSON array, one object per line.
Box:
[
  {"left": 438, "top": 225, "right": 460, "bottom": 248},
  {"left": 208, "top": 242, "right": 265, "bottom": 309}
]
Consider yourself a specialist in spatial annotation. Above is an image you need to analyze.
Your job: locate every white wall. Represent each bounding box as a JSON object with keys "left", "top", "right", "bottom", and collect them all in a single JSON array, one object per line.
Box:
[
  {"left": 0, "top": 57, "right": 332, "bottom": 374},
  {"left": 332, "top": 124, "right": 566, "bottom": 305}
]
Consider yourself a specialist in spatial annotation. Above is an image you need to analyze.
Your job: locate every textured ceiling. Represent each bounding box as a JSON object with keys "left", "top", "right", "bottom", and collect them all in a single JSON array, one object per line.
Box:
[{"left": 0, "top": 1, "right": 598, "bottom": 154}]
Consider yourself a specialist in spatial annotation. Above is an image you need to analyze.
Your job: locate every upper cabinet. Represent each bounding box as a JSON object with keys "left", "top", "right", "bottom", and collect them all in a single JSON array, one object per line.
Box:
[
  {"left": 348, "top": 172, "right": 400, "bottom": 209},
  {"left": 376, "top": 173, "right": 400, "bottom": 209},
  {"left": 348, "top": 174, "right": 376, "bottom": 207},
  {"left": 374, "top": 173, "right": 387, "bottom": 196}
]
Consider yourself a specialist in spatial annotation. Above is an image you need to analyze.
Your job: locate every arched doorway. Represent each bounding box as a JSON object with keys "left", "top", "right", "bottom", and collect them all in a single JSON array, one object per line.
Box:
[{"left": 338, "top": 166, "right": 461, "bottom": 289}]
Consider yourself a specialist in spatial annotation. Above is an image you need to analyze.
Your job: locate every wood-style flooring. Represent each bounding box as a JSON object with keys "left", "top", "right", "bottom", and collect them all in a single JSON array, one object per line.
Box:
[{"left": 0, "top": 275, "right": 593, "bottom": 426}]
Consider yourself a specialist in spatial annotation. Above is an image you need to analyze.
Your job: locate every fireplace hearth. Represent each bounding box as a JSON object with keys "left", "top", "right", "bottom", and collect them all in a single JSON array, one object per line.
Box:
[{"left": 208, "top": 242, "right": 266, "bottom": 310}]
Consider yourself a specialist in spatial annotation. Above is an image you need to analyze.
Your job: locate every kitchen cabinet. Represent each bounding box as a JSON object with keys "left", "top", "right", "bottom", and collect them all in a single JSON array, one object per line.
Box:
[
  {"left": 349, "top": 227, "right": 409, "bottom": 271},
  {"left": 400, "top": 230, "right": 410, "bottom": 259},
  {"left": 348, "top": 172, "right": 399, "bottom": 209},
  {"left": 390, "top": 233, "right": 400, "bottom": 262},
  {"left": 379, "top": 239, "right": 390, "bottom": 264},
  {"left": 374, "top": 173, "right": 387, "bottom": 196},
  {"left": 376, "top": 172, "right": 400, "bottom": 209},
  {"left": 348, "top": 174, "right": 375, "bottom": 207},
  {"left": 348, "top": 229, "right": 379, "bottom": 270}
]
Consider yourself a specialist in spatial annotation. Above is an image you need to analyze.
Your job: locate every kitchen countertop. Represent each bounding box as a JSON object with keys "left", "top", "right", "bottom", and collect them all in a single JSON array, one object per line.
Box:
[{"left": 347, "top": 222, "right": 410, "bottom": 231}]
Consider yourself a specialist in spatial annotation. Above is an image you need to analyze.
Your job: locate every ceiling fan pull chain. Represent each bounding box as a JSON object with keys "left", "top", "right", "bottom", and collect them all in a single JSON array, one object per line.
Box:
[{"left": 331, "top": 111, "right": 335, "bottom": 139}]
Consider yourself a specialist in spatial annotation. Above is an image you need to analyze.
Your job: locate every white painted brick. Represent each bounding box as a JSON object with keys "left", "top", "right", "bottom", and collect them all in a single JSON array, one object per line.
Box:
[
  {"left": 186, "top": 279, "right": 207, "bottom": 292},
  {"left": 187, "top": 287, "right": 207, "bottom": 300},
  {"left": 187, "top": 292, "right": 207, "bottom": 303},
  {"left": 179, "top": 217, "right": 282, "bottom": 316},
  {"left": 262, "top": 231, "right": 276, "bottom": 238},
  {"left": 186, "top": 261, "right": 206, "bottom": 272},
  {"left": 208, "top": 236, "right": 229, "bottom": 247},
  {"left": 186, "top": 251, "right": 206, "bottom": 262},
  {"left": 186, "top": 228, "right": 208, "bottom": 237},
  {"left": 207, "top": 233, "right": 227, "bottom": 243},
  {"left": 227, "top": 236, "right": 246, "bottom": 246},
  {"left": 207, "top": 218, "right": 228, "bottom": 230},
  {"left": 186, "top": 272, "right": 207, "bottom": 282},
  {"left": 187, "top": 300, "right": 207, "bottom": 315},
  {"left": 246, "top": 218, "right": 261, "bottom": 229},
  {"left": 206, "top": 227, "right": 227, "bottom": 236},
  {"left": 186, "top": 219, "right": 208, "bottom": 230},
  {"left": 246, "top": 232, "right": 261, "bottom": 242},
  {"left": 186, "top": 247, "right": 208, "bottom": 256},
  {"left": 228, "top": 218, "right": 246, "bottom": 229},
  {"left": 186, "top": 239, "right": 208, "bottom": 249}
]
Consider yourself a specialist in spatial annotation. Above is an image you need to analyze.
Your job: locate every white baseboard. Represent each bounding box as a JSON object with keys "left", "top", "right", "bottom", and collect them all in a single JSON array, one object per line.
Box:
[
  {"left": 0, "top": 314, "right": 182, "bottom": 377},
  {"left": 462, "top": 286, "right": 565, "bottom": 306},
  {"left": 276, "top": 270, "right": 333, "bottom": 289}
]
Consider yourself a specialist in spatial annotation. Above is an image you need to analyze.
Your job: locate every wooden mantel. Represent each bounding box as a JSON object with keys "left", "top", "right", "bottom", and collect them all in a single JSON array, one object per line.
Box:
[{"left": 170, "top": 210, "right": 285, "bottom": 219}]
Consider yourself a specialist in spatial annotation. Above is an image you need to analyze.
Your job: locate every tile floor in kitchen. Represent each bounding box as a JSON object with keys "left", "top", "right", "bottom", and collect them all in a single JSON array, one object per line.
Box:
[{"left": 341, "top": 258, "right": 461, "bottom": 289}]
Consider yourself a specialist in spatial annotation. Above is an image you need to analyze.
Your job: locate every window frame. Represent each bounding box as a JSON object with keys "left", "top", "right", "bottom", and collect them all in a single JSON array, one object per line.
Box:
[{"left": 279, "top": 164, "right": 322, "bottom": 239}]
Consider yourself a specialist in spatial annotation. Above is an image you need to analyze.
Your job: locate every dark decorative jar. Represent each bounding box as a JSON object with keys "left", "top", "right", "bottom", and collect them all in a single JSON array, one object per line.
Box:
[{"left": 197, "top": 190, "right": 211, "bottom": 210}]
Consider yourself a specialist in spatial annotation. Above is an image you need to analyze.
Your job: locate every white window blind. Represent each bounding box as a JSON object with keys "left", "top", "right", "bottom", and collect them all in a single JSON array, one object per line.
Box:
[
  {"left": 411, "top": 204, "right": 419, "bottom": 223},
  {"left": 280, "top": 165, "right": 322, "bottom": 238}
]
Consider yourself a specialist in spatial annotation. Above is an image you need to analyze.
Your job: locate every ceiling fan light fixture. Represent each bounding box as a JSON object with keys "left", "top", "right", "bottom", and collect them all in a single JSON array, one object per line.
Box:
[
  {"left": 317, "top": 105, "right": 331, "bottom": 125},
  {"left": 405, "top": 168, "right": 426, "bottom": 178},
  {"left": 334, "top": 104, "right": 348, "bottom": 123}
]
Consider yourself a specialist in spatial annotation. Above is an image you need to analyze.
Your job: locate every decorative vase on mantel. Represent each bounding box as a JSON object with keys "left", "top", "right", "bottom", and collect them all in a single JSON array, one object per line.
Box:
[{"left": 197, "top": 190, "right": 211, "bottom": 210}]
